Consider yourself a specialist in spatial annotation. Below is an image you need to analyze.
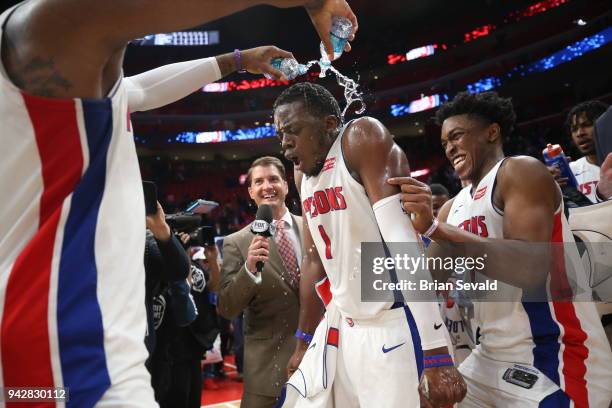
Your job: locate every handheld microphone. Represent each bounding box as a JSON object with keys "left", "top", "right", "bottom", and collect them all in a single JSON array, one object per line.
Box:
[{"left": 250, "top": 204, "right": 274, "bottom": 272}]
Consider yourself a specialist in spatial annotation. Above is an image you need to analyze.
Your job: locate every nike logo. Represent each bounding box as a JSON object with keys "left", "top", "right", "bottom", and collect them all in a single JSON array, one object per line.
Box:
[
  {"left": 308, "top": 342, "right": 316, "bottom": 350},
  {"left": 434, "top": 323, "right": 443, "bottom": 330},
  {"left": 382, "top": 342, "right": 405, "bottom": 353},
  {"left": 453, "top": 204, "right": 464, "bottom": 214}
]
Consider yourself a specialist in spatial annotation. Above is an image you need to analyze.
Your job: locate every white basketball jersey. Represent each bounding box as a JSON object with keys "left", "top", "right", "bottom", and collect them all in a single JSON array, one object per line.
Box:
[
  {"left": 0, "top": 6, "right": 153, "bottom": 407},
  {"left": 301, "top": 125, "right": 393, "bottom": 318},
  {"left": 447, "top": 158, "right": 612, "bottom": 402},
  {"left": 570, "top": 157, "right": 600, "bottom": 203}
]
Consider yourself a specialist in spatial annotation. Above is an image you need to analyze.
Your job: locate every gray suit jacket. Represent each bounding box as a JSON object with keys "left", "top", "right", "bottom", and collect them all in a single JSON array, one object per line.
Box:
[{"left": 218, "top": 213, "right": 302, "bottom": 398}]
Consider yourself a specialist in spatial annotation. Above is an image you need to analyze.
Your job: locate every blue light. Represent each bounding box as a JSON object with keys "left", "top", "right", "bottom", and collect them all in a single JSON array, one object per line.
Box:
[
  {"left": 467, "top": 77, "right": 502, "bottom": 93},
  {"left": 174, "top": 126, "right": 276, "bottom": 144},
  {"left": 467, "top": 27, "right": 612, "bottom": 94},
  {"left": 391, "top": 104, "right": 410, "bottom": 117}
]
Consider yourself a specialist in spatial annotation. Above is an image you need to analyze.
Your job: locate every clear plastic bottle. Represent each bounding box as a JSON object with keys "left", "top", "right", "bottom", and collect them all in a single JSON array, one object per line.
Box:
[
  {"left": 319, "top": 16, "right": 353, "bottom": 62},
  {"left": 264, "top": 58, "right": 307, "bottom": 80}
]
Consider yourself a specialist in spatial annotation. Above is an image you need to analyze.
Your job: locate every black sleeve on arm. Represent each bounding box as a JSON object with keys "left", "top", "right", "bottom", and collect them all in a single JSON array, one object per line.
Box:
[{"left": 156, "top": 234, "right": 190, "bottom": 281}]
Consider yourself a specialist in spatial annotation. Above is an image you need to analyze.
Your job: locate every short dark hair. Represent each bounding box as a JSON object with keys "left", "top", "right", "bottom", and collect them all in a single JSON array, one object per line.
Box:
[
  {"left": 435, "top": 91, "right": 516, "bottom": 139},
  {"left": 273, "top": 82, "right": 342, "bottom": 124},
  {"left": 565, "top": 100, "right": 608, "bottom": 132},
  {"left": 246, "top": 156, "right": 287, "bottom": 187},
  {"left": 429, "top": 183, "right": 450, "bottom": 197}
]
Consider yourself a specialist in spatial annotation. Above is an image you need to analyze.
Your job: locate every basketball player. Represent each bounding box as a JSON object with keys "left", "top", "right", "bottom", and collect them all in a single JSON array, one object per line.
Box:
[
  {"left": 430, "top": 183, "right": 451, "bottom": 217},
  {"left": 389, "top": 91, "right": 612, "bottom": 407},
  {"left": 549, "top": 100, "right": 609, "bottom": 203},
  {"left": 273, "top": 83, "right": 466, "bottom": 407},
  {"left": 0, "top": 1, "right": 356, "bottom": 407}
]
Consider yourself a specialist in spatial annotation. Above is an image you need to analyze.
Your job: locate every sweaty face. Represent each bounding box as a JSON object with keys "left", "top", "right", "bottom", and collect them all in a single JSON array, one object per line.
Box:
[
  {"left": 248, "top": 165, "right": 289, "bottom": 211},
  {"left": 440, "top": 115, "right": 492, "bottom": 182},
  {"left": 570, "top": 112, "right": 596, "bottom": 156},
  {"left": 275, "top": 101, "right": 329, "bottom": 177}
]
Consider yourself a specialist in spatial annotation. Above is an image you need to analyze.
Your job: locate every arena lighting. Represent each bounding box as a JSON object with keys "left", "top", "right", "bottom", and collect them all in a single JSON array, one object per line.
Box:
[
  {"left": 466, "top": 77, "right": 503, "bottom": 94},
  {"left": 410, "top": 169, "right": 430, "bottom": 178},
  {"left": 464, "top": 0, "right": 571, "bottom": 43},
  {"left": 389, "top": 0, "right": 572, "bottom": 64},
  {"left": 202, "top": 72, "right": 320, "bottom": 93},
  {"left": 203, "top": 77, "right": 289, "bottom": 92},
  {"left": 466, "top": 27, "right": 612, "bottom": 94},
  {"left": 387, "top": 44, "right": 446, "bottom": 65},
  {"left": 139, "top": 29, "right": 610, "bottom": 142},
  {"left": 464, "top": 24, "right": 496, "bottom": 43},
  {"left": 133, "top": 31, "right": 220, "bottom": 46},
  {"left": 174, "top": 126, "right": 276, "bottom": 144},
  {"left": 390, "top": 94, "right": 449, "bottom": 117},
  {"left": 507, "top": 0, "right": 571, "bottom": 21}
]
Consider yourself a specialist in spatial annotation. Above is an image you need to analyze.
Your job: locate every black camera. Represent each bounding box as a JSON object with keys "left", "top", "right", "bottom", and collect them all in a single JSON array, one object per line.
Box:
[
  {"left": 165, "top": 213, "right": 202, "bottom": 232},
  {"left": 188, "top": 226, "right": 216, "bottom": 247},
  {"left": 164, "top": 213, "right": 216, "bottom": 247}
]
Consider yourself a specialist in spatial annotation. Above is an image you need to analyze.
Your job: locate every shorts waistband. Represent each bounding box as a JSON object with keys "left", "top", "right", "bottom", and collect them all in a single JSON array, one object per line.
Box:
[{"left": 340, "top": 305, "right": 407, "bottom": 325}]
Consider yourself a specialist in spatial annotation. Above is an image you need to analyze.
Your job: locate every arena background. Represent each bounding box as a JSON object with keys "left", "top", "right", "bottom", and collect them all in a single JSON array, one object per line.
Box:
[
  {"left": 3, "top": 0, "right": 610, "bottom": 233},
  {"left": 2, "top": 1, "right": 610, "bottom": 406}
]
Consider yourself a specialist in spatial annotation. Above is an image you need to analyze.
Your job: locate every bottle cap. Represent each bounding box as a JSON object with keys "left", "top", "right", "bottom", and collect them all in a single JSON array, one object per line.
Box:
[{"left": 546, "top": 143, "right": 562, "bottom": 158}]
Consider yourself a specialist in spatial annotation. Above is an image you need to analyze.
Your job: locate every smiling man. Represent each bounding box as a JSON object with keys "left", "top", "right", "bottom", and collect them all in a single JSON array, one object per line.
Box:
[
  {"left": 389, "top": 91, "right": 612, "bottom": 407},
  {"left": 218, "top": 156, "right": 303, "bottom": 408},
  {"left": 275, "top": 82, "right": 465, "bottom": 408}
]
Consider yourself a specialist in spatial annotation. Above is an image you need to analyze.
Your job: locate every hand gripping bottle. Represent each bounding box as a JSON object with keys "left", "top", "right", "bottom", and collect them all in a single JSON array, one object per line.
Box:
[
  {"left": 319, "top": 16, "right": 353, "bottom": 62},
  {"left": 264, "top": 58, "right": 308, "bottom": 80},
  {"left": 542, "top": 143, "right": 579, "bottom": 189}
]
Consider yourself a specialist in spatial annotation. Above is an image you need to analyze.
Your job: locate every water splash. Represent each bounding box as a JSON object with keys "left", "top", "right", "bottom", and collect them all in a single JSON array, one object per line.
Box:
[{"left": 304, "top": 59, "right": 366, "bottom": 120}]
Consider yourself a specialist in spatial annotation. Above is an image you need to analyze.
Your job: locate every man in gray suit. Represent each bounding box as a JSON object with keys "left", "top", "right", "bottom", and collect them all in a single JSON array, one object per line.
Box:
[{"left": 218, "top": 156, "right": 302, "bottom": 408}]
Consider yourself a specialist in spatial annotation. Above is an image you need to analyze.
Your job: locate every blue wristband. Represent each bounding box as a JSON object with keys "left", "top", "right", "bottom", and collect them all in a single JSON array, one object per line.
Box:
[
  {"left": 423, "top": 353, "right": 454, "bottom": 369},
  {"left": 295, "top": 329, "right": 314, "bottom": 343}
]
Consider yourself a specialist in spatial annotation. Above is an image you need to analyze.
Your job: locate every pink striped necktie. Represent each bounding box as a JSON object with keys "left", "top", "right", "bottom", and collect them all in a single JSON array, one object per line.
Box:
[{"left": 274, "top": 219, "right": 300, "bottom": 289}]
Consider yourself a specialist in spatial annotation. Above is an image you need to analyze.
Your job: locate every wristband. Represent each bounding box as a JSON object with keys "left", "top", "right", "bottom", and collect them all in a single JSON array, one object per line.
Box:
[
  {"left": 234, "top": 49, "right": 246, "bottom": 73},
  {"left": 422, "top": 217, "right": 439, "bottom": 239},
  {"left": 295, "top": 329, "right": 314, "bottom": 344},
  {"left": 423, "top": 353, "right": 454, "bottom": 369},
  {"left": 595, "top": 184, "right": 609, "bottom": 202}
]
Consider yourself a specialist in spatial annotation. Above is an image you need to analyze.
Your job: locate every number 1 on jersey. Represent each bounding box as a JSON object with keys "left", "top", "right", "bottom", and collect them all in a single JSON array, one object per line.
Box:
[{"left": 318, "top": 225, "right": 333, "bottom": 259}]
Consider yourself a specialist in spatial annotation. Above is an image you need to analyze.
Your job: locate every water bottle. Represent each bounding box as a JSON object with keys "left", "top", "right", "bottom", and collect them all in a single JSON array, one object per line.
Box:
[
  {"left": 319, "top": 16, "right": 353, "bottom": 62},
  {"left": 264, "top": 58, "right": 307, "bottom": 80},
  {"left": 542, "top": 143, "right": 579, "bottom": 189}
]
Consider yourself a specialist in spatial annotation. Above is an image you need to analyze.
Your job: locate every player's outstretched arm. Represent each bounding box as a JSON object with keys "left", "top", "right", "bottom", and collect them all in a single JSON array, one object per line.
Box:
[
  {"left": 286, "top": 171, "right": 326, "bottom": 378},
  {"left": 17, "top": 0, "right": 356, "bottom": 56},
  {"left": 125, "top": 46, "right": 294, "bottom": 112},
  {"left": 3, "top": 0, "right": 355, "bottom": 98}
]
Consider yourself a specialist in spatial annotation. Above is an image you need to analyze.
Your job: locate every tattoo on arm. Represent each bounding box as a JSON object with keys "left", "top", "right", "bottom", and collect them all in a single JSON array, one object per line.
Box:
[{"left": 2, "top": 32, "right": 72, "bottom": 97}]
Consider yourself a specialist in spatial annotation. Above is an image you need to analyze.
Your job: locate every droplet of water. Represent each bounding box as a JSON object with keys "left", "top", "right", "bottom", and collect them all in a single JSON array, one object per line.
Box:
[{"left": 303, "top": 58, "right": 366, "bottom": 121}]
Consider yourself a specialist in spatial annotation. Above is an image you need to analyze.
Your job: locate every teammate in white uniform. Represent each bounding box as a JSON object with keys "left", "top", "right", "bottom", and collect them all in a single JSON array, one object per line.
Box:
[
  {"left": 390, "top": 91, "right": 612, "bottom": 407},
  {"left": 569, "top": 157, "right": 601, "bottom": 202},
  {"left": 272, "top": 83, "right": 465, "bottom": 408},
  {"left": 0, "top": 1, "right": 357, "bottom": 406},
  {"left": 550, "top": 100, "right": 609, "bottom": 203}
]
